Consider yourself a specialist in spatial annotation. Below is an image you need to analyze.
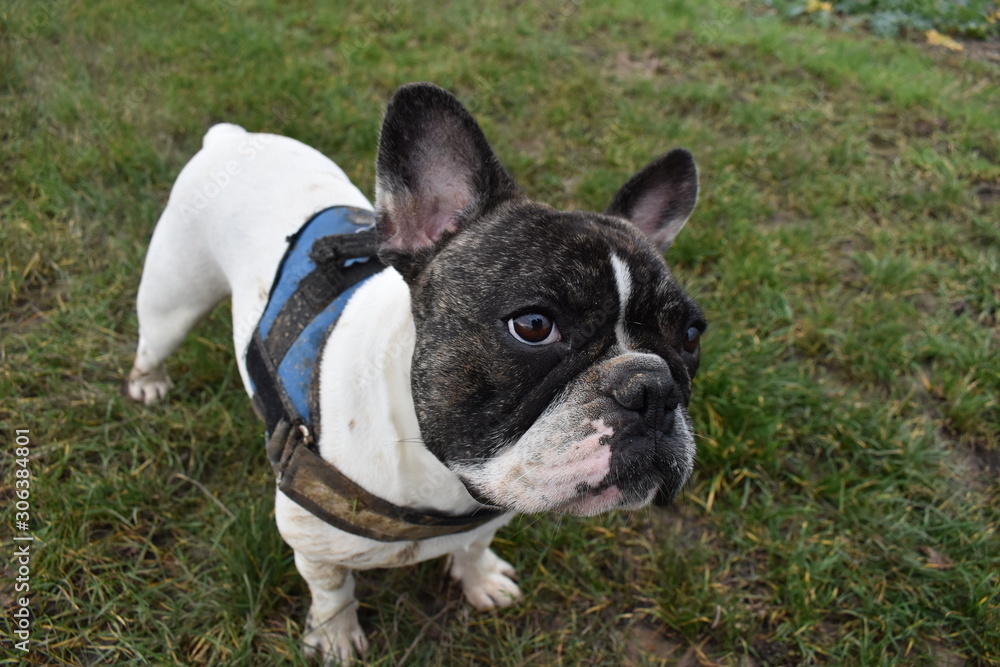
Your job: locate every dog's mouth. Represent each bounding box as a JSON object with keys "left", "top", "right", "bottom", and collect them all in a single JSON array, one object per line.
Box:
[
  {"left": 459, "top": 478, "right": 508, "bottom": 510},
  {"left": 456, "top": 473, "right": 628, "bottom": 516},
  {"left": 447, "top": 405, "right": 694, "bottom": 516},
  {"left": 550, "top": 482, "right": 663, "bottom": 516},
  {"left": 551, "top": 485, "right": 623, "bottom": 515},
  {"left": 456, "top": 465, "right": 678, "bottom": 516}
]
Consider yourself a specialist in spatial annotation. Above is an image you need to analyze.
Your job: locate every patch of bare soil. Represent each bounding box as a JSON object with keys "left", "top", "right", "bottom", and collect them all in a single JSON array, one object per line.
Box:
[
  {"left": 624, "top": 622, "right": 688, "bottom": 662},
  {"left": 962, "top": 36, "right": 1000, "bottom": 66}
]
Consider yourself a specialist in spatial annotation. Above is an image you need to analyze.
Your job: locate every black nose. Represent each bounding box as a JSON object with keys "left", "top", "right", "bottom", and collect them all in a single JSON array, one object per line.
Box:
[{"left": 610, "top": 368, "right": 680, "bottom": 424}]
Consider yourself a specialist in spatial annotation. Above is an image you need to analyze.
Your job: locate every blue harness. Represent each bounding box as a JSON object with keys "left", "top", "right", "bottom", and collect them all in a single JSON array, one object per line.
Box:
[
  {"left": 248, "top": 206, "right": 383, "bottom": 431},
  {"left": 246, "top": 206, "right": 503, "bottom": 541}
]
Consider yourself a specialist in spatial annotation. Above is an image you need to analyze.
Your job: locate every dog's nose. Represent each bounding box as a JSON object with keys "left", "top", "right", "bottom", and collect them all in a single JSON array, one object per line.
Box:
[{"left": 610, "top": 368, "right": 680, "bottom": 424}]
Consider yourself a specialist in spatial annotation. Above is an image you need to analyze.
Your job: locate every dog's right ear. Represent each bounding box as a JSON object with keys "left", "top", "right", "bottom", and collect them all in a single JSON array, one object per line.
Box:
[{"left": 375, "top": 83, "right": 522, "bottom": 283}]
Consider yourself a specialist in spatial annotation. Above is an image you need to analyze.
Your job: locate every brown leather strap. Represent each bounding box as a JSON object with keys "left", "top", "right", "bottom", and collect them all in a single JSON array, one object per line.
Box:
[{"left": 268, "top": 422, "right": 506, "bottom": 542}]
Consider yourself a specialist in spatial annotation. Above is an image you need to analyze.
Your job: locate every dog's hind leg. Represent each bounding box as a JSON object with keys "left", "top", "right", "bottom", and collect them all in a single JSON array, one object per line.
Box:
[{"left": 125, "top": 204, "right": 230, "bottom": 404}]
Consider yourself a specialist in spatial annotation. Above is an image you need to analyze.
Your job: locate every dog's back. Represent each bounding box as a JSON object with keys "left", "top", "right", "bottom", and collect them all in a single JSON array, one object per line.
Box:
[{"left": 126, "top": 124, "right": 372, "bottom": 400}]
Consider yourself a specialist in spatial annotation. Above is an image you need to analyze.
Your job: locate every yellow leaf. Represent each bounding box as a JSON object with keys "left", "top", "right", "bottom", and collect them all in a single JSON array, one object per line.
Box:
[
  {"left": 805, "top": 0, "right": 833, "bottom": 12},
  {"left": 925, "top": 29, "right": 964, "bottom": 52}
]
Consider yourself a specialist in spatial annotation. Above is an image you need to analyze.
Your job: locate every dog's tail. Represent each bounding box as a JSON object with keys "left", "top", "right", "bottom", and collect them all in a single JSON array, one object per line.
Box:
[{"left": 202, "top": 123, "right": 247, "bottom": 148}]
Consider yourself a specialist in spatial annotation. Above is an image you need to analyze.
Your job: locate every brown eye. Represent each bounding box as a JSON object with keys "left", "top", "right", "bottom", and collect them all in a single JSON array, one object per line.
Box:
[
  {"left": 508, "top": 313, "right": 560, "bottom": 345},
  {"left": 683, "top": 326, "right": 701, "bottom": 353}
]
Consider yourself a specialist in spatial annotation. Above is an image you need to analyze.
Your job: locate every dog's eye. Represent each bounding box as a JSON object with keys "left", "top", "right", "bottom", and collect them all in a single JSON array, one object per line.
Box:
[
  {"left": 508, "top": 313, "right": 560, "bottom": 345},
  {"left": 683, "top": 326, "right": 701, "bottom": 353}
]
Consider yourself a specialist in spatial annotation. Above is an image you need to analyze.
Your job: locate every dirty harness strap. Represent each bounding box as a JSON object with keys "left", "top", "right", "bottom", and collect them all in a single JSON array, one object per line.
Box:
[{"left": 265, "top": 419, "right": 504, "bottom": 542}]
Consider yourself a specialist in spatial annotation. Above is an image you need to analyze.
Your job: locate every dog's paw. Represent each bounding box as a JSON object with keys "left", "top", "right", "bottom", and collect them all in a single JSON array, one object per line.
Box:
[
  {"left": 124, "top": 365, "right": 172, "bottom": 404},
  {"left": 302, "top": 604, "right": 369, "bottom": 665},
  {"left": 451, "top": 547, "right": 522, "bottom": 611}
]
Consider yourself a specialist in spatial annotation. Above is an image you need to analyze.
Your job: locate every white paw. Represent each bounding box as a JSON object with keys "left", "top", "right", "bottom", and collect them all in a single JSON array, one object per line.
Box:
[
  {"left": 125, "top": 365, "right": 172, "bottom": 404},
  {"left": 302, "top": 604, "right": 369, "bottom": 665},
  {"left": 451, "top": 549, "right": 523, "bottom": 611}
]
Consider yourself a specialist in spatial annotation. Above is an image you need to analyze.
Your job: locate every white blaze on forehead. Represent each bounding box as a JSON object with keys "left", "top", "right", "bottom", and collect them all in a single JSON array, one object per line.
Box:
[{"left": 610, "top": 252, "right": 634, "bottom": 351}]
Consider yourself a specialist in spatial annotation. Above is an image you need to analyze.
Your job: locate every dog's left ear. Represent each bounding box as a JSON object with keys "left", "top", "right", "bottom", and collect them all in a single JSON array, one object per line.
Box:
[
  {"left": 375, "top": 82, "right": 522, "bottom": 282},
  {"left": 605, "top": 149, "right": 699, "bottom": 251}
]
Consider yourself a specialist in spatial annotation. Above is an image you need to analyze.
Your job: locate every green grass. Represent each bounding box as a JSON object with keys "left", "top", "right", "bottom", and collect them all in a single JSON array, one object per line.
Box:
[
  {"left": 2, "top": 0, "right": 998, "bottom": 664},
  {"left": 760, "top": 0, "right": 1000, "bottom": 38}
]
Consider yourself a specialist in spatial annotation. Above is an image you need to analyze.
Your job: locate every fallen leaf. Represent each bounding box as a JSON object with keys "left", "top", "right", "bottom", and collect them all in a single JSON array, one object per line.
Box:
[
  {"left": 805, "top": 0, "right": 833, "bottom": 12},
  {"left": 926, "top": 30, "right": 964, "bottom": 52}
]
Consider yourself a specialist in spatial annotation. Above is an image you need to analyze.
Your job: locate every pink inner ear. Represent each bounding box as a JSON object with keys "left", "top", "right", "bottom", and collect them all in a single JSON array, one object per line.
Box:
[
  {"left": 629, "top": 183, "right": 680, "bottom": 248},
  {"left": 382, "top": 164, "right": 473, "bottom": 251},
  {"left": 381, "top": 191, "right": 468, "bottom": 252},
  {"left": 630, "top": 183, "right": 671, "bottom": 236},
  {"left": 409, "top": 200, "right": 460, "bottom": 249},
  {"left": 628, "top": 181, "right": 692, "bottom": 250},
  {"left": 413, "top": 159, "right": 474, "bottom": 245}
]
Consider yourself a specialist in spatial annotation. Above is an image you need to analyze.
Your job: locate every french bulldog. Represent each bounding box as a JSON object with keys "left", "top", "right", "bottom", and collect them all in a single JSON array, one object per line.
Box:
[{"left": 126, "top": 82, "right": 704, "bottom": 663}]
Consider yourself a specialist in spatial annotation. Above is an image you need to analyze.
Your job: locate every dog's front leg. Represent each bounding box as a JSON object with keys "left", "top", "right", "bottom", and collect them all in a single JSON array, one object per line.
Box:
[
  {"left": 295, "top": 553, "right": 368, "bottom": 664},
  {"left": 449, "top": 533, "right": 522, "bottom": 610}
]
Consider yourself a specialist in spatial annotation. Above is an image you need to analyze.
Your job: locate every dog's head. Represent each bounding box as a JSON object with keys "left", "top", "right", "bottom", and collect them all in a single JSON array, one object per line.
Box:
[{"left": 374, "top": 83, "right": 704, "bottom": 515}]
